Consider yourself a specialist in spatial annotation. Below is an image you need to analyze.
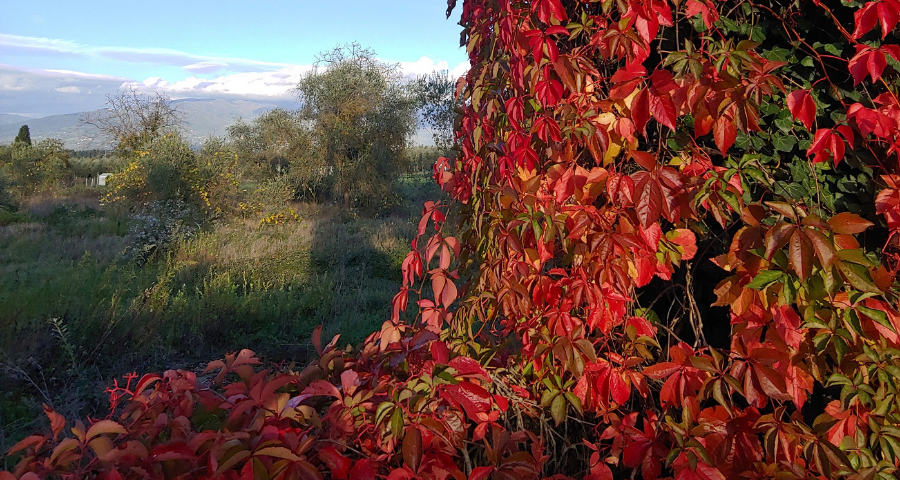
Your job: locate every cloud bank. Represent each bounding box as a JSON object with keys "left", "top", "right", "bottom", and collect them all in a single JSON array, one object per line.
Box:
[
  {"left": 0, "top": 34, "right": 291, "bottom": 75},
  {"left": 0, "top": 34, "right": 469, "bottom": 116}
]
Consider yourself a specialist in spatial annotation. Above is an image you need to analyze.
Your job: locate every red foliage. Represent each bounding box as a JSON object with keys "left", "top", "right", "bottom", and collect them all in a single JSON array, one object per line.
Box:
[{"left": 7, "top": 0, "right": 900, "bottom": 479}]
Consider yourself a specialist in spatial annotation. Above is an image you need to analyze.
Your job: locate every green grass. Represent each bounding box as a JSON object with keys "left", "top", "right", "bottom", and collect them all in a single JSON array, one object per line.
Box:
[{"left": 0, "top": 172, "right": 442, "bottom": 454}]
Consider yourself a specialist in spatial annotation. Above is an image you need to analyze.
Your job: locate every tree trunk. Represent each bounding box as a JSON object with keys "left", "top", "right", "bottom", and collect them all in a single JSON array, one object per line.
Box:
[{"left": 343, "top": 188, "right": 351, "bottom": 210}]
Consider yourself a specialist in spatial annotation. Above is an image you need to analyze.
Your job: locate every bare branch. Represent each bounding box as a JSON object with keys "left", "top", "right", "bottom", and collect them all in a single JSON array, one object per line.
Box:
[{"left": 79, "top": 86, "right": 183, "bottom": 152}]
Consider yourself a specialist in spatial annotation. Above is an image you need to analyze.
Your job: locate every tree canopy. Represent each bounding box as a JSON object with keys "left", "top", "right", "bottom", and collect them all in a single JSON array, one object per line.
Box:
[
  {"left": 295, "top": 43, "right": 418, "bottom": 210},
  {"left": 13, "top": 125, "right": 31, "bottom": 146}
]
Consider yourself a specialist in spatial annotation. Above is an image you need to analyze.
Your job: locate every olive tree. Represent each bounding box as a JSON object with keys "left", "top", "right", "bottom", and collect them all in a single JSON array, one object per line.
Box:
[
  {"left": 414, "top": 71, "right": 462, "bottom": 153},
  {"left": 227, "top": 108, "right": 311, "bottom": 183},
  {"left": 295, "top": 43, "right": 418, "bottom": 211}
]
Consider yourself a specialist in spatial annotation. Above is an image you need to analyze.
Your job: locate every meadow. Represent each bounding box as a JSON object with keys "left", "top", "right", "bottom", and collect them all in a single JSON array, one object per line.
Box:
[{"left": 0, "top": 169, "right": 441, "bottom": 454}]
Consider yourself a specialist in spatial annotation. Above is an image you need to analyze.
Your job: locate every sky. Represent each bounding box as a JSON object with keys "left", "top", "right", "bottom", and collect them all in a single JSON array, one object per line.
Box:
[{"left": 0, "top": 0, "right": 469, "bottom": 116}]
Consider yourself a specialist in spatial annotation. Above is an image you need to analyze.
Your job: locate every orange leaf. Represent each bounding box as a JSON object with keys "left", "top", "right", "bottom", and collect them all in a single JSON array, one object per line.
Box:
[
  {"left": 85, "top": 420, "right": 126, "bottom": 442},
  {"left": 827, "top": 212, "right": 874, "bottom": 234}
]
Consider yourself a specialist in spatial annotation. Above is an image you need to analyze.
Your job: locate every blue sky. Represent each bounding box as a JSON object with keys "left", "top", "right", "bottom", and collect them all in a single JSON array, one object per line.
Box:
[{"left": 0, "top": 1, "right": 468, "bottom": 116}]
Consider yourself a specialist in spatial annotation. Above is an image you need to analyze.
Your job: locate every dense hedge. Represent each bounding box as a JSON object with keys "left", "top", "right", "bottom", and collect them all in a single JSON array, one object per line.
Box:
[{"left": 6, "top": 0, "right": 900, "bottom": 479}]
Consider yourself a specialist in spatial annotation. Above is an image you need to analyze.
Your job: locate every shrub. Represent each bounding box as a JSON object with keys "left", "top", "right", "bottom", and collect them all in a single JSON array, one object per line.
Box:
[
  {"left": 0, "top": 140, "right": 72, "bottom": 197},
  {"left": 103, "top": 134, "right": 238, "bottom": 222},
  {"left": 8, "top": 1, "right": 900, "bottom": 479}
]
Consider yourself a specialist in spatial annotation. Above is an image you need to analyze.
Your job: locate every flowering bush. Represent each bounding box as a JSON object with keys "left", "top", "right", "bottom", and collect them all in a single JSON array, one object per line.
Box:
[
  {"left": 7, "top": 0, "right": 900, "bottom": 479},
  {"left": 103, "top": 135, "right": 238, "bottom": 220}
]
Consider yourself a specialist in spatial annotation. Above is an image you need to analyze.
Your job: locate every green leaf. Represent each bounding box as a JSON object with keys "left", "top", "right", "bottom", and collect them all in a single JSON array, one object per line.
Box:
[
  {"left": 844, "top": 309, "right": 864, "bottom": 337},
  {"left": 550, "top": 393, "right": 567, "bottom": 425},
  {"left": 390, "top": 408, "right": 404, "bottom": 438},
  {"left": 746, "top": 270, "right": 785, "bottom": 290},
  {"left": 774, "top": 110, "right": 795, "bottom": 132},
  {"left": 823, "top": 43, "right": 843, "bottom": 56},
  {"left": 858, "top": 306, "right": 896, "bottom": 333},
  {"left": 773, "top": 135, "right": 797, "bottom": 152}
]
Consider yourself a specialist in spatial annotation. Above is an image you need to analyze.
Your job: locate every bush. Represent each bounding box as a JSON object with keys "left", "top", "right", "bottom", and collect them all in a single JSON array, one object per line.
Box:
[
  {"left": 0, "top": 140, "right": 71, "bottom": 197},
  {"left": 103, "top": 134, "right": 238, "bottom": 222},
  {"left": 8, "top": 1, "right": 900, "bottom": 480}
]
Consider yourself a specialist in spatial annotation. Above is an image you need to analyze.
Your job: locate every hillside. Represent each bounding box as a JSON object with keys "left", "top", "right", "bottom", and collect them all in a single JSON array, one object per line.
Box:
[
  {"left": 0, "top": 98, "right": 298, "bottom": 149},
  {"left": 0, "top": 98, "right": 434, "bottom": 148},
  {"left": 0, "top": 114, "right": 29, "bottom": 126}
]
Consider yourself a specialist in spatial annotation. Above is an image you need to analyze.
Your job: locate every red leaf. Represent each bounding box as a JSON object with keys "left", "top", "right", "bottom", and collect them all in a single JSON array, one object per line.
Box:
[
  {"left": 349, "top": 460, "right": 377, "bottom": 480},
  {"left": 867, "top": 49, "right": 885, "bottom": 83},
  {"left": 449, "top": 356, "right": 490, "bottom": 380},
  {"left": 540, "top": 0, "right": 568, "bottom": 23},
  {"left": 43, "top": 405, "right": 66, "bottom": 441},
  {"left": 879, "top": 1, "right": 900, "bottom": 38},
  {"left": 469, "top": 467, "right": 494, "bottom": 480},
  {"left": 642, "top": 362, "right": 680, "bottom": 379},
  {"left": 787, "top": 89, "right": 816, "bottom": 129},
  {"left": 610, "top": 371, "right": 631, "bottom": 405},
  {"left": 685, "top": 0, "right": 719, "bottom": 29},
  {"left": 853, "top": 2, "right": 879, "bottom": 39},
  {"left": 669, "top": 228, "right": 698, "bottom": 260},
  {"left": 444, "top": 382, "right": 493, "bottom": 421},
  {"left": 848, "top": 47, "right": 871, "bottom": 85},
  {"left": 631, "top": 88, "right": 651, "bottom": 135},
  {"left": 554, "top": 167, "right": 575, "bottom": 203},
  {"left": 301, "top": 380, "right": 341, "bottom": 399},
  {"left": 402, "top": 427, "right": 423, "bottom": 473},
  {"left": 788, "top": 229, "right": 814, "bottom": 281},
  {"left": 431, "top": 341, "right": 450, "bottom": 364},
  {"left": 631, "top": 150, "right": 657, "bottom": 171},
  {"left": 635, "top": 177, "right": 663, "bottom": 228},
  {"left": 311, "top": 325, "right": 323, "bottom": 356},
  {"left": 772, "top": 305, "right": 803, "bottom": 348},
  {"left": 649, "top": 91, "right": 677, "bottom": 131},
  {"left": 318, "top": 447, "right": 351, "bottom": 480},
  {"left": 713, "top": 114, "right": 737, "bottom": 153}
]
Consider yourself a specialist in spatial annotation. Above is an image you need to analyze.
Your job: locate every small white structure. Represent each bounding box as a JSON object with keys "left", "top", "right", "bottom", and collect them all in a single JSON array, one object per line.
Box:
[{"left": 98, "top": 173, "right": 112, "bottom": 186}]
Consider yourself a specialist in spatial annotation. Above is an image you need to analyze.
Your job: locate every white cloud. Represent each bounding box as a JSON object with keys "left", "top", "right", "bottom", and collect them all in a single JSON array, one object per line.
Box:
[
  {"left": 0, "top": 65, "right": 128, "bottom": 116},
  {"left": 122, "top": 57, "right": 467, "bottom": 100},
  {"left": 183, "top": 61, "right": 229, "bottom": 74},
  {"left": 45, "top": 69, "right": 124, "bottom": 80},
  {"left": 0, "top": 34, "right": 292, "bottom": 74},
  {"left": 396, "top": 56, "right": 469, "bottom": 80},
  {"left": 124, "top": 65, "right": 314, "bottom": 99}
]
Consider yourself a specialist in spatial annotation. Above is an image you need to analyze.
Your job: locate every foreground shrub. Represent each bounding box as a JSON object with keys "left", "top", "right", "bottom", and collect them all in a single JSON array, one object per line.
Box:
[{"left": 8, "top": 0, "right": 900, "bottom": 479}]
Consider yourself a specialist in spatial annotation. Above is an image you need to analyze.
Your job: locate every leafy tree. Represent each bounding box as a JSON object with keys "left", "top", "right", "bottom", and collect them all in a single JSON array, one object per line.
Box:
[
  {"left": 295, "top": 43, "right": 418, "bottom": 211},
  {"left": 415, "top": 70, "right": 462, "bottom": 152},
  {"left": 13, "top": 125, "right": 31, "bottom": 146},
  {"left": 227, "top": 108, "right": 311, "bottom": 184},
  {"left": 0, "top": 139, "right": 70, "bottom": 197}
]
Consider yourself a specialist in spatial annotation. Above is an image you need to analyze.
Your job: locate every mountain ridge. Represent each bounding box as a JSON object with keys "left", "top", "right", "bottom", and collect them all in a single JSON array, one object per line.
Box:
[{"left": 0, "top": 98, "right": 299, "bottom": 149}]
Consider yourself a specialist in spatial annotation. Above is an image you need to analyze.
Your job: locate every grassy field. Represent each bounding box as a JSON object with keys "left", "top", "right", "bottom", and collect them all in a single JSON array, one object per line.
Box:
[{"left": 0, "top": 173, "right": 440, "bottom": 453}]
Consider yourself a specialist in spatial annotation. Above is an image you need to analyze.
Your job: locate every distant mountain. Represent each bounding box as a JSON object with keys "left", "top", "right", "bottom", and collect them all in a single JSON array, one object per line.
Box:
[
  {"left": 0, "top": 114, "right": 30, "bottom": 126},
  {"left": 175, "top": 98, "right": 299, "bottom": 143},
  {"left": 0, "top": 113, "right": 86, "bottom": 147},
  {"left": 0, "top": 97, "right": 434, "bottom": 149},
  {"left": 0, "top": 98, "right": 298, "bottom": 149}
]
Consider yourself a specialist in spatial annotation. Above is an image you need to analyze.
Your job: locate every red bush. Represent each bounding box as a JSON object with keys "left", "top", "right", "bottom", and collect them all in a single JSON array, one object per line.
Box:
[{"left": 6, "top": 0, "right": 900, "bottom": 478}]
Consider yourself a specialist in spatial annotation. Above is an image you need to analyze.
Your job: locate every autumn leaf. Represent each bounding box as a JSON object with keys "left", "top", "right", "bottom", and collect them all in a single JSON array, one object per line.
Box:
[{"left": 787, "top": 89, "right": 816, "bottom": 129}]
